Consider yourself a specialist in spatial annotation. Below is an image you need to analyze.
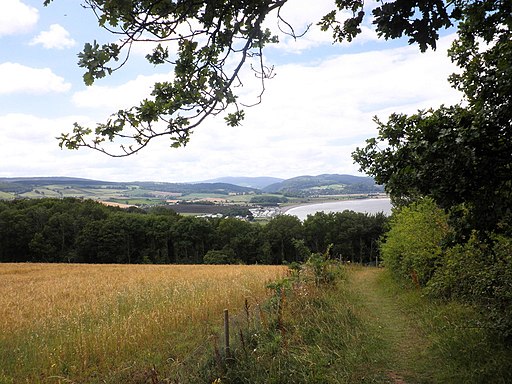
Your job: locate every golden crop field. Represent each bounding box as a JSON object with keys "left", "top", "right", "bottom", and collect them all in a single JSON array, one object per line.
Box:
[{"left": 0, "top": 263, "right": 288, "bottom": 383}]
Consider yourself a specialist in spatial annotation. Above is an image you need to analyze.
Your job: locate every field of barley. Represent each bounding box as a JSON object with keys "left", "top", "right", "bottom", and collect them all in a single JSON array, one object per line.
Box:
[{"left": 0, "top": 263, "right": 287, "bottom": 383}]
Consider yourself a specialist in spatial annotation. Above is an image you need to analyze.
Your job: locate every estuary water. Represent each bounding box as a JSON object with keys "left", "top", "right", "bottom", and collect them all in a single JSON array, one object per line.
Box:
[{"left": 284, "top": 198, "right": 393, "bottom": 221}]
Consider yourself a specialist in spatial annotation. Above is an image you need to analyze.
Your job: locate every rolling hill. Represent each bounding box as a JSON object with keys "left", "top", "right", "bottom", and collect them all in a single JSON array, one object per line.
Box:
[
  {"left": 263, "top": 174, "right": 384, "bottom": 196},
  {"left": 0, "top": 174, "right": 384, "bottom": 202},
  {"left": 0, "top": 177, "right": 259, "bottom": 202}
]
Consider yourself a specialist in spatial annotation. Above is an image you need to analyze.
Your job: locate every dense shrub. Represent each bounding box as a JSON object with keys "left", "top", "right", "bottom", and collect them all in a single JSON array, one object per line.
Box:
[
  {"left": 427, "top": 233, "right": 512, "bottom": 339},
  {"left": 203, "top": 249, "right": 237, "bottom": 264},
  {"left": 382, "top": 198, "right": 512, "bottom": 340},
  {"left": 249, "top": 195, "right": 288, "bottom": 205},
  {"left": 380, "top": 198, "right": 450, "bottom": 286}
]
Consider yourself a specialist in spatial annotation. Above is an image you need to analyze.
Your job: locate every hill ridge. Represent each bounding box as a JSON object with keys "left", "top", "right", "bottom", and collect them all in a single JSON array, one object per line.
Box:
[
  {"left": 0, "top": 174, "right": 383, "bottom": 200},
  {"left": 263, "top": 173, "right": 383, "bottom": 196}
]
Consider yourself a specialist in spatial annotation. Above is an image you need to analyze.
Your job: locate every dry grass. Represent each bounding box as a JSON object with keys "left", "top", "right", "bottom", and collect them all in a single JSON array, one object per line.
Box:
[{"left": 0, "top": 263, "right": 287, "bottom": 383}]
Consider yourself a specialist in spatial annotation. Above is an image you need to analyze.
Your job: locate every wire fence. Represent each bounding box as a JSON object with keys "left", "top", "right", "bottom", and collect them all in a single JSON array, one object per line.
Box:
[{"left": 145, "top": 288, "right": 286, "bottom": 383}]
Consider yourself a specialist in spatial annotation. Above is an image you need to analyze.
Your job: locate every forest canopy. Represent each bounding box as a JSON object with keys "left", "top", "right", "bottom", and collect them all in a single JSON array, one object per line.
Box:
[{"left": 0, "top": 198, "right": 387, "bottom": 265}]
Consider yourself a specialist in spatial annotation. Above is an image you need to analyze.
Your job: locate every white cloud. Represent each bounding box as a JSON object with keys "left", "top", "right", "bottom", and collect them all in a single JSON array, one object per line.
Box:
[
  {"left": 0, "top": 25, "right": 463, "bottom": 182},
  {"left": 0, "top": 113, "right": 91, "bottom": 178},
  {"left": 0, "top": 0, "right": 38, "bottom": 37},
  {"left": 59, "top": 33, "right": 461, "bottom": 181},
  {"left": 122, "top": 34, "right": 461, "bottom": 182},
  {"left": 72, "top": 73, "right": 171, "bottom": 110},
  {"left": 29, "top": 24, "right": 76, "bottom": 49},
  {"left": 0, "top": 62, "right": 71, "bottom": 94},
  {"left": 259, "top": 1, "right": 334, "bottom": 53},
  {"left": 153, "top": 33, "right": 462, "bottom": 181},
  {"left": 266, "top": 0, "right": 380, "bottom": 53}
]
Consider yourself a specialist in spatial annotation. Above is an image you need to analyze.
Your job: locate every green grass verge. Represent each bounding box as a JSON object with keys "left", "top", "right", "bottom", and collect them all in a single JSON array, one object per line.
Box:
[
  {"left": 198, "top": 267, "right": 390, "bottom": 383},
  {"left": 196, "top": 266, "right": 512, "bottom": 384},
  {"left": 374, "top": 269, "right": 512, "bottom": 383}
]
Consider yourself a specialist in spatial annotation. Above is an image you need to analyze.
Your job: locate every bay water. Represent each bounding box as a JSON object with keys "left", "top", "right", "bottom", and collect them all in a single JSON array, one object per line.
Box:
[{"left": 285, "top": 198, "right": 392, "bottom": 221}]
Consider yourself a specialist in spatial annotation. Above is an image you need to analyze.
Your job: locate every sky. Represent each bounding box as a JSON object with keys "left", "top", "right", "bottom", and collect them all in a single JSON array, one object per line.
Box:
[{"left": 0, "top": 0, "right": 463, "bottom": 183}]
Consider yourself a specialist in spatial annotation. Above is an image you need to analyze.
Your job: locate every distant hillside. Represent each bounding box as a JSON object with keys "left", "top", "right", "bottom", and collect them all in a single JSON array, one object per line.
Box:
[
  {"left": 0, "top": 177, "right": 258, "bottom": 199},
  {"left": 201, "top": 176, "right": 284, "bottom": 189},
  {"left": 0, "top": 177, "right": 121, "bottom": 189},
  {"left": 0, "top": 175, "right": 384, "bottom": 201},
  {"left": 134, "top": 181, "right": 258, "bottom": 194},
  {"left": 263, "top": 174, "right": 384, "bottom": 196}
]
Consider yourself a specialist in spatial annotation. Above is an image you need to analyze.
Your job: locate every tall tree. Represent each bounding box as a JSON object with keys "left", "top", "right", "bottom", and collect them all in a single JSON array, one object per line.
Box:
[
  {"left": 263, "top": 215, "right": 303, "bottom": 263},
  {"left": 213, "top": 217, "right": 262, "bottom": 264},
  {"left": 353, "top": 0, "right": 512, "bottom": 233}
]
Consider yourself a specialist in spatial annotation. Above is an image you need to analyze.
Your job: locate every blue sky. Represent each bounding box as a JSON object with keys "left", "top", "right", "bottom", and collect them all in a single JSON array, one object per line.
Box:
[{"left": 0, "top": 0, "right": 462, "bottom": 182}]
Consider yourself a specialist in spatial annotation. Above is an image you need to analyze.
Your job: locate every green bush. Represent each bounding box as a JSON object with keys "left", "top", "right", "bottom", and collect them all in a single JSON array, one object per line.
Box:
[
  {"left": 203, "top": 249, "right": 237, "bottom": 264},
  {"left": 306, "top": 246, "right": 342, "bottom": 286},
  {"left": 427, "top": 233, "right": 512, "bottom": 339},
  {"left": 380, "top": 198, "right": 450, "bottom": 286}
]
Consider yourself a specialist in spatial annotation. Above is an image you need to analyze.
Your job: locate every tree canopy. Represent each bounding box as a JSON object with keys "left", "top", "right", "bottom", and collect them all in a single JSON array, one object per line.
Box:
[
  {"left": 44, "top": 0, "right": 470, "bottom": 157},
  {"left": 353, "top": 0, "right": 512, "bottom": 234}
]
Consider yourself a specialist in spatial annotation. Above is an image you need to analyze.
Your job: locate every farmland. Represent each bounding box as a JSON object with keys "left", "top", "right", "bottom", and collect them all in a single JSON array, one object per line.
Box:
[
  {"left": 0, "top": 263, "right": 287, "bottom": 383},
  {"left": 1, "top": 263, "right": 511, "bottom": 383}
]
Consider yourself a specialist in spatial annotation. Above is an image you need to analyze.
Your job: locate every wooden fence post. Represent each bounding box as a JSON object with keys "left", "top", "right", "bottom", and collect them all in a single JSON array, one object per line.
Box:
[{"left": 224, "top": 309, "right": 231, "bottom": 359}]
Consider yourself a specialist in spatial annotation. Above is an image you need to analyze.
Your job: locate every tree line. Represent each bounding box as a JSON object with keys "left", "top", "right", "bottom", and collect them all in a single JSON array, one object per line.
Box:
[{"left": 0, "top": 198, "right": 387, "bottom": 265}]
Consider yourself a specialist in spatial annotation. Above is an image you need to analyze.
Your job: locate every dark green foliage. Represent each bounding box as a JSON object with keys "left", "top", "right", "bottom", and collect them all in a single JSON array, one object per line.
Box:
[
  {"left": 319, "top": 0, "right": 453, "bottom": 51},
  {"left": 427, "top": 234, "right": 512, "bottom": 339},
  {"left": 262, "top": 215, "right": 304, "bottom": 264},
  {"left": 353, "top": 1, "right": 512, "bottom": 235},
  {"left": 351, "top": 0, "right": 512, "bottom": 341},
  {"left": 203, "top": 249, "right": 237, "bottom": 264},
  {"left": 0, "top": 208, "right": 34, "bottom": 261},
  {"left": 171, "top": 216, "right": 214, "bottom": 264},
  {"left": 29, "top": 212, "right": 78, "bottom": 262},
  {"left": 291, "top": 239, "right": 311, "bottom": 265},
  {"left": 213, "top": 217, "right": 260, "bottom": 264},
  {"left": 249, "top": 195, "right": 288, "bottom": 206},
  {"left": 0, "top": 198, "right": 387, "bottom": 265},
  {"left": 224, "top": 207, "right": 253, "bottom": 220},
  {"left": 306, "top": 244, "right": 341, "bottom": 286},
  {"left": 303, "top": 210, "right": 387, "bottom": 264},
  {"left": 0, "top": 198, "right": 108, "bottom": 262},
  {"left": 353, "top": 105, "right": 512, "bottom": 234}
]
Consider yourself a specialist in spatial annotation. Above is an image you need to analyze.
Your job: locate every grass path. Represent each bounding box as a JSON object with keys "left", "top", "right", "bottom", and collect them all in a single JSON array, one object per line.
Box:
[{"left": 347, "top": 267, "right": 430, "bottom": 383}]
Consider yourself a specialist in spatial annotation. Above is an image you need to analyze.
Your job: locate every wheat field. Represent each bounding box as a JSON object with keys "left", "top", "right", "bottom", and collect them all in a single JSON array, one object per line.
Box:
[{"left": 0, "top": 263, "right": 287, "bottom": 383}]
